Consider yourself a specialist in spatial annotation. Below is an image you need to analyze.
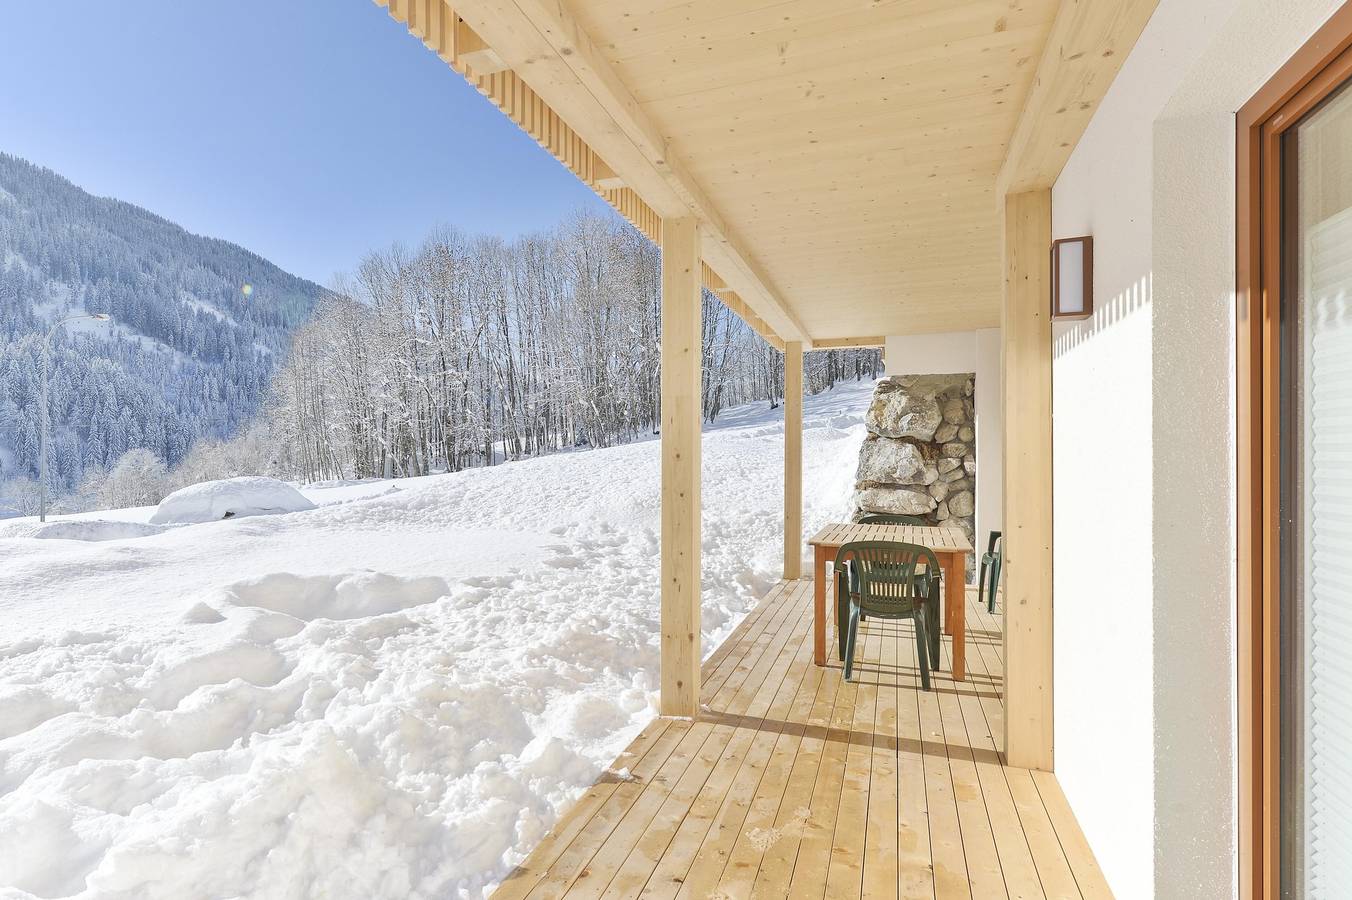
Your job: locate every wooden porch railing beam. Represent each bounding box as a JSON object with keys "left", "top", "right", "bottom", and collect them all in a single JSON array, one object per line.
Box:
[
  {"left": 784, "top": 341, "right": 803, "bottom": 580},
  {"left": 660, "top": 217, "right": 702, "bottom": 718},
  {"left": 1001, "top": 189, "right": 1054, "bottom": 772}
]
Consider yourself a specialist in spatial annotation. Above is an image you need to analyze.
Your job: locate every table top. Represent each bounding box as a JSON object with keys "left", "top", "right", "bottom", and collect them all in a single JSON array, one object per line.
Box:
[{"left": 807, "top": 522, "right": 973, "bottom": 554}]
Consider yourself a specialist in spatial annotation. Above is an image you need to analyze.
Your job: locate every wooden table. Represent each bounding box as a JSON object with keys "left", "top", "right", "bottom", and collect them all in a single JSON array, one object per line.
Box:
[{"left": 807, "top": 522, "right": 974, "bottom": 680}]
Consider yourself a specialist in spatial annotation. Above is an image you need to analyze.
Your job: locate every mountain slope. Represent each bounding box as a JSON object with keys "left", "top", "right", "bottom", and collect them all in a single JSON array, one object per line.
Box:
[{"left": 0, "top": 152, "right": 324, "bottom": 494}]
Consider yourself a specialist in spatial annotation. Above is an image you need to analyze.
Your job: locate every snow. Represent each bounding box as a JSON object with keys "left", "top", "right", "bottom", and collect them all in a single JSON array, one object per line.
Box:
[
  {"left": 0, "top": 520, "right": 168, "bottom": 542},
  {"left": 0, "top": 379, "right": 875, "bottom": 899},
  {"left": 149, "top": 476, "right": 317, "bottom": 524}
]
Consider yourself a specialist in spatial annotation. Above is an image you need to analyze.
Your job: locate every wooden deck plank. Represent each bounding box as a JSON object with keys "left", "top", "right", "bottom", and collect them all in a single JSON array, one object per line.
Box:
[
  {"left": 917, "top": 624, "right": 970, "bottom": 900},
  {"left": 860, "top": 619, "right": 900, "bottom": 900},
  {"left": 784, "top": 604, "right": 863, "bottom": 900},
  {"left": 492, "top": 582, "right": 1115, "bottom": 900},
  {"left": 894, "top": 615, "right": 935, "bottom": 899},
  {"left": 746, "top": 625, "right": 844, "bottom": 898},
  {"left": 823, "top": 618, "right": 884, "bottom": 900},
  {"left": 520, "top": 582, "right": 804, "bottom": 898},
  {"left": 494, "top": 587, "right": 803, "bottom": 899},
  {"left": 936, "top": 635, "right": 1008, "bottom": 899},
  {"left": 1031, "top": 772, "right": 1113, "bottom": 900},
  {"left": 708, "top": 629, "right": 827, "bottom": 897},
  {"left": 674, "top": 601, "right": 826, "bottom": 897},
  {"left": 605, "top": 588, "right": 816, "bottom": 896}
]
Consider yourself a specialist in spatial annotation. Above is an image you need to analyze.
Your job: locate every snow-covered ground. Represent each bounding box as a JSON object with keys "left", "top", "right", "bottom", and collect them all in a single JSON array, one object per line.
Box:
[{"left": 0, "top": 379, "right": 875, "bottom": 899}]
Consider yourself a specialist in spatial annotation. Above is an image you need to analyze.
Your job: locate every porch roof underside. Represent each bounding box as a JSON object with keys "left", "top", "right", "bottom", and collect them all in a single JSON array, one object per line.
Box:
[
  {"left": 566, "top": 0, "right": 1055, "bottom": 340},
  {"left": 398, "top": 0, "right": 1158, "bottom": 346}
]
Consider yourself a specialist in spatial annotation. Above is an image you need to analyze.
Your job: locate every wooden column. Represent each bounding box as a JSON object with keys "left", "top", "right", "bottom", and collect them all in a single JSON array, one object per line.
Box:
[
  {"left": 1001, "top": 189, "right": 1054, "bottom": 771},
  {"left": 660, "top": 217, "right": 702, "bottom": 718},
  {"left": 783, "top": 341, "right": 804, "bottom": 580}
]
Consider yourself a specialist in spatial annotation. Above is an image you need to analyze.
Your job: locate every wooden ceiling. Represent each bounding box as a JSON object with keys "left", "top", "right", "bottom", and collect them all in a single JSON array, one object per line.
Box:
[
  {"left": 568, "top": 0, "right": 1057, "bottom": 339},
  {"left": 379, "top": 0, "right": 1158, "bottom": 346}
]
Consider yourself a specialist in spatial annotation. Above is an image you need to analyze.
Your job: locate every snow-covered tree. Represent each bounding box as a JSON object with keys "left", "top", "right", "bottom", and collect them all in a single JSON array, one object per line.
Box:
[
  {"left": 1, "top": 476, "right": 43, "bottom": 516},
  {"left": 98, "top": 449, "right": 169, "bottom": 509}
]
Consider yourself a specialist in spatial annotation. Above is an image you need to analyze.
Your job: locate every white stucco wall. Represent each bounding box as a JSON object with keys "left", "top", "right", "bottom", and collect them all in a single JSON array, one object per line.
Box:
[
  {"left": 884, "top": 330, "right": 1003, "bottom": 555},
  {"left": 1050, "top": 0, "right": 1346, "bottom": 896}
]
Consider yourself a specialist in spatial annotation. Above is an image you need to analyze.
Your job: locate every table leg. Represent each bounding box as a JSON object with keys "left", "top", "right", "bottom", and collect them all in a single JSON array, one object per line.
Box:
[
  {"left": 813, "top": 546, "right": 828, "bottom": 666},
  {"left": 944, "top": 551, "right": 966, "bottom": 681}
]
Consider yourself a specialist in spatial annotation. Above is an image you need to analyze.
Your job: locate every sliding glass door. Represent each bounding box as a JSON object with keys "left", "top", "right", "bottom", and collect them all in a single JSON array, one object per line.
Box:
[{"left": 1281, "top": 74, "right": 1352, "bottom": 900}]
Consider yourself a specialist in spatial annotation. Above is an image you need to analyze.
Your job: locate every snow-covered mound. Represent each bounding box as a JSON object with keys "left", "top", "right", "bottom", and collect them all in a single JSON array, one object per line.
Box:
[
  {"left": 0, "top": 380, "right": 876, "bottom": 899},
  {"left": 0, "top": 519, "right": 167, "bottom": 541},
  {"left": 222, "top": 571, "right": 450, "bottom": 620},
  {"left": 149, "top": 476, "right": 316, "bottom": 524}
]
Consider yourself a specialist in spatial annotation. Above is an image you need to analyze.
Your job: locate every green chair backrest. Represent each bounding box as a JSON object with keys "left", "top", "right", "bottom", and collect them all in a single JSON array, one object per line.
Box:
[
  {"left": 857, "top": 513, "right": 925, "bottom": 526},
  {"left": 837, "top": 540, "right": 939, "bottom": 616}
]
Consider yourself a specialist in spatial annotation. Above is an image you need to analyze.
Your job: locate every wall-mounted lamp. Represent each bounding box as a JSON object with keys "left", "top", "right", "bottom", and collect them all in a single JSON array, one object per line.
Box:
[{"left": 1051, "top": 236, "right": 1093, "bottom": 320}]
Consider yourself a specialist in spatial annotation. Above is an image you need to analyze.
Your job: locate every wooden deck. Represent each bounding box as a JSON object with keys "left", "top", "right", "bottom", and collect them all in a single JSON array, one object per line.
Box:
[{"left": 493, "top": 579, "right": 1111, "bottom": 899}]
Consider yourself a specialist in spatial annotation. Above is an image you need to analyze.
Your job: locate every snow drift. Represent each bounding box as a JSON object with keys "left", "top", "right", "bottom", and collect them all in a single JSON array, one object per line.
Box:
[
  {"left": 0, "top": 519, "right": 166, "bottom": 542},
  {"left": 149, "top": 476, "right": 316, "bottom": 524},
  {"left": 0, "top": 381, "right": 874, "bottom": 899}
]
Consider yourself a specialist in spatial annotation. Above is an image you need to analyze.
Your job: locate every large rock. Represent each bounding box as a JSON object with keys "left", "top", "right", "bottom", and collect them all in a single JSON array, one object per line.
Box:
[
  {"left": 942, "top": 397, "right": 966, "bottom": 425},
  {"left": 948, "top": 490, "right": 975, "bottom": 518},
  {"left": 854, "top": 486, "right": 936, "bottom": 517},
  {"left": 864, "top": 374, "right": 968, "bottom": 441},
  {"left": 865, "top": 390, "right": 940, "bottom": 440},
  {"left": 856, "top": 438, "right": 937, "bottom": 486}
]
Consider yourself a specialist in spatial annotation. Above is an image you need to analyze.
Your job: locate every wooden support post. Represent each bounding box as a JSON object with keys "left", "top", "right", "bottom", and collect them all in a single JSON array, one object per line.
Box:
[
  {"left": 784, "top": 341, "right": 803, "bottom": 580},
  {"left": 1001, "top": 189, "right": 1054, "bottom": 772},
  {"left": 660, "top": 217, "right": 702, "bottom": 719}
]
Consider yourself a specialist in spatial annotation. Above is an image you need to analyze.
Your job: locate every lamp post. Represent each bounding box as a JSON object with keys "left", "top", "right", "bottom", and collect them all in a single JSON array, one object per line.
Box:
[{"left": 39, "top": 313, "right": 110, "bottom": 522}]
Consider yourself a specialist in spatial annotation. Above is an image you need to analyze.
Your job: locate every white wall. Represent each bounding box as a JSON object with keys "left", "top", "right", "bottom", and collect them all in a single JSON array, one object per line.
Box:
[
  {"left": 884, "top": 329, "right": 1003, "bottom": 555},
  {"left": 1050, "top": 0, "right": 1346, "bottom": 896}
]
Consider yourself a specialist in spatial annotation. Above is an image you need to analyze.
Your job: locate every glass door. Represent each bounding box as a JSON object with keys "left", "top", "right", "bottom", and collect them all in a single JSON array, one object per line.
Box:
[{"left": 1281, "top": 77, "right": 1352, "bottom": 898}]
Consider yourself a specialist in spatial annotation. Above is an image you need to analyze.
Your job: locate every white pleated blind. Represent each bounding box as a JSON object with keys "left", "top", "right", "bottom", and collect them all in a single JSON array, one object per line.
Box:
[{"left": 1303, "top": 201, "right": 1352, "bottom": 898}]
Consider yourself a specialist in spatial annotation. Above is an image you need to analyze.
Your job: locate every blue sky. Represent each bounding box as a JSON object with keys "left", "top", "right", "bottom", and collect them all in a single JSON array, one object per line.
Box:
[{"left": 0, "top": 0, "right": 609, "bottom": 285}]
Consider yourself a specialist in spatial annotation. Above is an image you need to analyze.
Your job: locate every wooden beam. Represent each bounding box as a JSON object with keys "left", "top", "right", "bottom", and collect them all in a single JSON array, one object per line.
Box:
[
  {"left": 784, "top": 341, "right": 803, "bottom": 581},
  {"left": 996, "top": 0, "right": 1159, "bottom": 196},
  {"left": 448, "top": 0, "right": 811, "bottom": 347},
  {"left": 1001, "top": 189, "right": 1053, "bottom": 771},
  {"left": 812, "top": 336, "right": 885, "bottom": 349},
  {"left": 660, "top": 217, "right": 702, "bottom": 719},
  {"left": 456, "top": 19, "right": 510, "bottom": 75},
  {"left": 592, "top": 158, "right": 625, "bottom": 190}
]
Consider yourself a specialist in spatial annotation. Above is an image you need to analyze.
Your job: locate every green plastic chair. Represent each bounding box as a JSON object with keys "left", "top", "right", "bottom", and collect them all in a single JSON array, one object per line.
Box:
[
  {"left": 835, "top": 540, "right": 941, "bottom": 689},
  {"left": 978, "top": 531, "right": 1003, "bottom": 613},
  {"left": 857, "top": 513, "right": 925, "bottom": 525},
  {"left": 850, "top": 514, "right": 928, "bottom": 621}
]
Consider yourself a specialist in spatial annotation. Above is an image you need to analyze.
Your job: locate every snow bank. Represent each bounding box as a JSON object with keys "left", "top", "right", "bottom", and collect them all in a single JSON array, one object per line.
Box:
[
  {"left": 149, "top": 476, "right": 316, "bottom": 524},
  {"left": 222, "top": 571, "right": 450, "bottom": 621},
  {"left": 0, "top": 380, "right": 875, "bottom": 899},
  {"left": 0, "top": 519, "right": 167, "bottom": 541}
]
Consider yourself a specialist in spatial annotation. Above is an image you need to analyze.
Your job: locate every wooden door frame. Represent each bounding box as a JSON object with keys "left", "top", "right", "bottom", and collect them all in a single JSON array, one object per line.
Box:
[{"left": 1236, "top": 5, "right": 1352, "bottom": 897}]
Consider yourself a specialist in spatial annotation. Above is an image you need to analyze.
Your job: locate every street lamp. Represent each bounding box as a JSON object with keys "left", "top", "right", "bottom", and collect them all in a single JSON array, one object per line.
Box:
[{"left": 39, "top": 313, "right": 111, "bottom": 522}]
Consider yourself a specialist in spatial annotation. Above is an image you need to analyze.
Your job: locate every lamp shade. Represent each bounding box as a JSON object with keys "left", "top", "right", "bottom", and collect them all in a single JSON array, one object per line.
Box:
[{"left": 1052, "top": 236, "right": 1093, "bottom": 320}]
